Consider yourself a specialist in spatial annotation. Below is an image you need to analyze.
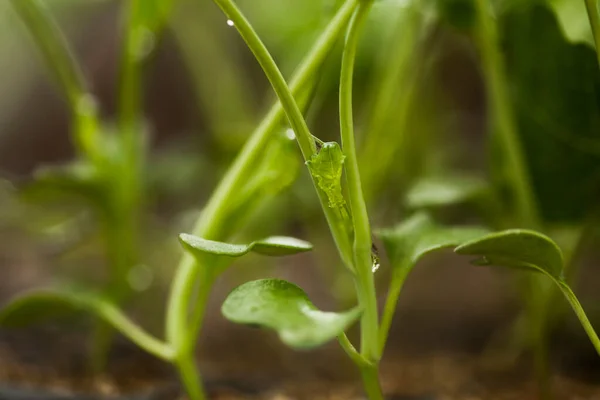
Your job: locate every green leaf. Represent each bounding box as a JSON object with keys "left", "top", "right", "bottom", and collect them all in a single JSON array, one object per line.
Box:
[
  {"left": 498, "top": 4, "right": 600, "bottom": 222},
  {"left": 20, "top": 162, "right": 107, "bottom": 209},
  {"left": 377, "top": 212, "right": 489, "bottom": 267},
  {"left": 454, "top": 229, "right": 564, "bottom": 279},
  {"left": 0, "top": 288, "right": 93, "bottom": 327},
  {"left": 406, "top": 174, "right": 488, "bottom": 209},
  {"left": 548, "top": 0, "right": 592, "bottom": 45},
  {"left": 306, "top": 142, "right": 346, "bottom": 209},
  {"left": 221, "top": 279, "right": 361, "bottom": 349},
  {"left": 179, "top": 234, "right": 313, "bottom": 259}
]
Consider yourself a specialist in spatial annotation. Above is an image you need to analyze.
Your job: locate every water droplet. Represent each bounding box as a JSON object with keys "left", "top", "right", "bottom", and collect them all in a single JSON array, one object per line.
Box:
[
  {"left": 371, "top": 243, "right": 380, "bottom": 273},
  {"left": 285, "top": 128, "right": 295, "bottom": 140},
  {"left": 127, "top": 264, "right": 154, "bottom": 292},
  {"left": 372, "top": 260, "right": 380, "bottom": 273},
  {"left": 226, "top": 19, "right": 234, "bottom": 27}
]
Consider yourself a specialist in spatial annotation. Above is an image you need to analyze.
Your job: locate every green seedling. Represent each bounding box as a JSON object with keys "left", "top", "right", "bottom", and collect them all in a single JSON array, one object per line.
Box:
[
  {"left": 222, "top": 279, "right": 361, "bottom": 349},
  {"left": 455, "top": 229, "right": 600, "bottom": 356}
]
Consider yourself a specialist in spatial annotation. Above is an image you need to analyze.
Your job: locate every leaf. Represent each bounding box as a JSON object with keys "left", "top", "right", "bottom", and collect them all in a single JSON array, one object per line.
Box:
[
  {"left": 221, "top": 279, "right": 361, "bottom": 349},
  {"left": 498, "top": 4, "right": 600, "bottom": 222},
  {"left": 547, "top": 0, "right": 593, "bottom": 45},
  {"left": 0, "top": 288, "right": 93, "bottom": 327},
  {"left": 454, "top": 229, "right": 564, "bottom": 279},
  {"left": 179, "top": 234, "right": 313, "bottom": 259},
  {"left": 406, "top": 174, "right": 488, "bottom": 209},
  {"left": 306, "top": 142, "right": 346, "bottom": 209},
  {"left": 376, "top": 212, "right": 489, "bottom": 268},
  {"left": 20, "top": 162, "right": 107, "bottom": 209}
]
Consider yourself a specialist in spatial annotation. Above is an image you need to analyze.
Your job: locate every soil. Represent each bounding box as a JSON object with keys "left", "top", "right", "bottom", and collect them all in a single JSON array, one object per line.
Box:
[{"left": 1, "top": 320, "right": 600, "bottom": 400}]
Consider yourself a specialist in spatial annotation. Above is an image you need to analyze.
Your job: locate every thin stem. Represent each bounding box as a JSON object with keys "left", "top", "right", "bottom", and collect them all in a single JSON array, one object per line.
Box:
[
  {"left": 360, "top": 364, "right": 385, "bottom": 400},
  {"left": 86, "top": 296, "right": 174, "bottom": 361},
  {"left": 175, "top": 352, "right": 206, "bottom": 400},
  {"left": 557, "top": 280, "right": 600, "bottom": 357},
  {"left": 212, "top": 0, "right": 316, "bottom": 159},
  {"left": 584, "top": 0, "right": 600, "bottom": 66},
  {"left": 473, "top": 0, "right": 539, "bottom": 229},
  {"left": 378, "top": 262, "right": 411, "bottom": 354},
  {"left": 9, "top": 0, "right": 100, "bottom": 159},
  {"left": 338, "top": 333, "right": 372, "bottom": 368},
  {"left": 340, "top": 1, "right": 379, "bottom": 363},
  {"left": 118, "top": 0, "right": 144, "bottom": 155},
  {"left": 9, "top": 0, "right": 87, "bottom": 107}
]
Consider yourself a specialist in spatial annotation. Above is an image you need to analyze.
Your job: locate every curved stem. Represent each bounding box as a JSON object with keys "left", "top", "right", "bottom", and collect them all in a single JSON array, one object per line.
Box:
[
  {"left": 9, "top": 0, "right": 100, "bottom": 158},
  {"left": 86, "top": 296, "right": 174, "bottom": 361},
  {"left": 557, "top": 280, "right": 600, "bottom": 356},
  {"left": 584, "top": 0, "right": 600, "bottom": 66},
  {"left": 340, "top": 1, "right": 379, "bottom": 365},
  {"left": 338, "top": 333, "right": 372, "bottom": 368},
  {"left": 212, "top": 0, "right": 316, "bottom": 159}
]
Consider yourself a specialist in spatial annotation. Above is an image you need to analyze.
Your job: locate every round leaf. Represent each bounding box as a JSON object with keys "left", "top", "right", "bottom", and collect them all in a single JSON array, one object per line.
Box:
[
  {"left": 454, "top": 229, "right": 564, "bottom": 279},
  {"left": 178, "top": 234, "right": 313, "bottom": 259},
  {"left": 221, "top": 279, "right": 361, "bottom": 349}
]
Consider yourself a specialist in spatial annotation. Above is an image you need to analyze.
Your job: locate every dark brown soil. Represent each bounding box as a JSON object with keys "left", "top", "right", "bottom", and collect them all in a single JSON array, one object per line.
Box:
[{"left": 0, "top": 322, "right": 599, "bottom": 400}]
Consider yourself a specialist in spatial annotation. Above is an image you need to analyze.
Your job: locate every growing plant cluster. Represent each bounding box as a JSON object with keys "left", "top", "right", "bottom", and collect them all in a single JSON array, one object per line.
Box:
[{"left": 3, "top": 0, "right": 600, "bottom": 399}]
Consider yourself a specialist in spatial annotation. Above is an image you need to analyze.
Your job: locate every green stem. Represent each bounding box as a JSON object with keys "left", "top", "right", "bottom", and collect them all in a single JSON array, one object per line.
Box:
[
  {"left": 118, "top": 0, "right": 144, "bottom": 155},
  {"left": 85, "top": 296, "right": 174, "bottom": 361},
  {"left": 338, "top": 333, "right": 372, "bottom": 368},
  {"left": 212, "top": 0, "right": 316, "bottom": 159},
  {"left": 474, "top": 0, "right": 539, "bottom": 228},
  {"left": 557, "top": 280, "right": 600, "bottom": 357},
  {"left": 9, "top": 0, "right": 100, "bottom": 159},
  {"left": 339, "top": 1, "right": 379, "bottom": 365},
  {"left": 360, "top": 364, "right": 384, "bottom": 400},
  {"left": 584, "top": 0, "right": 600, "bottom": 66},
  {"left": 378, "top": 262, "right": 411, "bottom": 354},
  {"left": 175, "top": 351, "right": 206, "bottom": 400}
]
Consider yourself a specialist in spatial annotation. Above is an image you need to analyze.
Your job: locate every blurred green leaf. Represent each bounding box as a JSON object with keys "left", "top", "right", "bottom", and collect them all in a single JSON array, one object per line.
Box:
[
  {"left": 455, "top": 229, "right": 564, "bottom": 279},
  {"left": 21, "top": 162, "right": 107, "bottom": 208},
  {"left": 221, "top": 279, "right": 361, "bottom": 349},
  {"left": 406, "top": 174, "right": 489, "bottom": 209},
  {"left": 0, "top": 287, "right": 94, "bottom": 327},
  {"left": 306, "top": 142, "right": 346, "bottom": 209},
  {"left": 377, "top": 212, "right": 489, "bottom": 268},
  {"left": 498, "top": 4, "right": 600, "bottom": 222},
  {"left": 179, "top": 234, "right": 313, "bottom": 259}
]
